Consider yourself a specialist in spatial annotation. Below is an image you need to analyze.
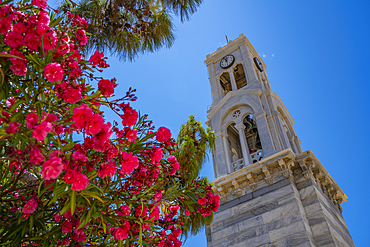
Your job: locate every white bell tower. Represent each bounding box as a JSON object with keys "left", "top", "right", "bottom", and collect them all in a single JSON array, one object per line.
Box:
[{"left": 205, "top": 34, "right": 354, "bottom": 247}]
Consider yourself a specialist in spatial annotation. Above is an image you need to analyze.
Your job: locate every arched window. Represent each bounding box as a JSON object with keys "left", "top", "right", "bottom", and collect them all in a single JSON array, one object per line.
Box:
[
  {"left": 243, "top": 115, "right": 262, "bottom": 163},
  {"left": 233, "top": 64, "right": 247, "bottom": 89},
  {"left": 219, "top": 72, "right": 232, "bottom": 96},
  {"left": 226, "top": 123, "right": 243, "bottom": 170}
]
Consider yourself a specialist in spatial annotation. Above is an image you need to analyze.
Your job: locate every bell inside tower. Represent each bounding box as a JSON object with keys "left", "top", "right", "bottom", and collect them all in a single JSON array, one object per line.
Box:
[
  {"left": 243, "top": 115, "right": 263, "bottom": 163},
  {"left": 219, "top": 72, "right": 232, "bottom": 96},
  {"left": 233, "top": 64, "right": 247, "bottom": 89}
]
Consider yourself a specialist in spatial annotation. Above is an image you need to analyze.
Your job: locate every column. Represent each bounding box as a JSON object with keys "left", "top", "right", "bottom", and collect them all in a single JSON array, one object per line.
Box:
[
  {"left": 255, "top": 113, "right": 275, "bottom": 156},
  {"left": 273, "top": 113, "right": 291, "bottom": 150},
  {"left": 222, "top": 133, "right": 232, "bottom": 174},
  {"left": 214, "top": 134, "right": 228, "bottom": 177},
  {"left": 235, "top": 123, "right": 252, "bottom": 165},
  {"left": 228, "top": 69, "right": 237, "bottom": 91},
  {"left": 208, "top": 64, "right": 222, "bottom": 102},
  {"left": 240, "top": 44, "right": 259, "bottom": 83}
]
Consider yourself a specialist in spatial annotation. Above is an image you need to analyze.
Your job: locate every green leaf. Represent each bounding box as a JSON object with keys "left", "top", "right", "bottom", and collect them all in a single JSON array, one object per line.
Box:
[
  {"left": 9, "top": 112, "right": 22, "bottom": 122},
  {"left": 100, "top": 215, "right": 107, "bottom": 233},
  {"left": 49, "top": 16, "right": 64, "bottom": 28},
  {"left": 9, "top": 100, "right": 25, "bottom": 112},
  {"left": 26, "top": 54, "right": 43, "bottom": 68},
  {"left": 70, "top": 190, "right": 76, "bottom": 215},
  {"left": 45, "top": 49, "right": 54, "bottom": 65},
  {"left": 60, "top": 198, "right": 71, "bottom": 215},
  {"left": 29, "top": 215, "right": 34, "bottom": 232}
]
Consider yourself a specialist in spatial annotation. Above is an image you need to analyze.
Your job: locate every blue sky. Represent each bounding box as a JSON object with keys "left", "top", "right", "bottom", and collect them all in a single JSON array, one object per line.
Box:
[{"left": 99, "top": 0, "right": 370, "bottom": 245}]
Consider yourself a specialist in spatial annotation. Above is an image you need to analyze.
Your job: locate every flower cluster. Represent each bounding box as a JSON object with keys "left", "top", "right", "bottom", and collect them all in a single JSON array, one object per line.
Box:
[
  {"left": 197, "top": 187, "right": 220, "bottom": 217},
  {"left": 0, "top": 0, "right": 219, "bottom": 246}
]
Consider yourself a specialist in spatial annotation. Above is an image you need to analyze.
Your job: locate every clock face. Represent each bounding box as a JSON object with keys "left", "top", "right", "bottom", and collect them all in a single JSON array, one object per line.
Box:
[
  {"left": 253, "top": 57, "right": 264, "bottom": 72},
  {"left": 220, "top": 55, "right": 235, "bottom": 69}
]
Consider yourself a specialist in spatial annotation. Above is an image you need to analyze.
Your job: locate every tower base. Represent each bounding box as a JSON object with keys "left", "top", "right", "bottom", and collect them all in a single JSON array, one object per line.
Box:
[{"left": 206, "top": 149, "right": 354, "bottom": 247}]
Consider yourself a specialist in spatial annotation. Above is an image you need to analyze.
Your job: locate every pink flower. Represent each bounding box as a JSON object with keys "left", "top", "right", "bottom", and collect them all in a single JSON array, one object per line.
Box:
[
  {"left": 73, "top": 229, "right": 87, "bottom": 242},
  {"left": 86, "top": 113, "right": 104, "bottom": 136},
  {"left": 119, "top": 205, "right": 131, "bottom": 216},
  {"left": 72, "top": 151, "right": 88, "bottom": 161},
  {"left": 156, "top": 127, "right": 171, "bottom": 142},
  {"left": 197, "top": 197, "right": 207, "bottom": 205},
  {"left": 44, "top": 63, "right": 64, "bottom": 82},
  {"left": 29, "top": 148, "right": 44, "bottom": 164},
  {"left": 44, "top": 113, "right": 57, "bottom": 123},
  {"left": 168, "top": 155, "right": 179, "bottom": 175},
  {"left": 26, "top": 112, "right": 39, "bottom": 129},
  {"left": 121, "top": 104, "right": 138, "bottom": 127},
  {"left": 31, "top": 0, "right": 47, "bottom": 9},
  {"left": 72, "top": 104, "right": 93, "bottom": 129},
  {"left": 61, "top": 239, "right": 70, "bottom": 245},
  {"left": 153, "top": 192, "right": 162, "bottom": 202},
  {"left": 38, "top": 10, "right": 50, "bottom": 25},
  {"left": 62, "top": 220, "right": 73, "bottom": 233},
  {"left": 5, "top": 32, "right": 23, "bottom": 49},
  {"left": 42, "top": 32, "right": 56, "bottom": 51},
  {"left": 24, "top": 32, "right": 39, "bottom": 51},
  {"left": 10, "top": 62, "right": 27, "bottom": 76},
  {"left": 98, "top": 161, "right": 116, "bottom": 178},
  {"left": 22, "top": 198, "right": 37, "bottom": 214},
  {"left": 126, "top": 128, "right": 137, "bottom": 143},
  {"left": 0, "top": 16, "right": 12, "bottom": 34},
  {"left": 106, "top": 146, "right": 118, "bottom": 160},
  {"left": 13, "top": 22, "right": 27, "bottom": 34},
  {"left": 120, "top": 151, "right": 139, "bottom": 175},
  {"left": 113, "top": 225, "right": 129, "bottom": 241},
  {"left": 149, "top": 205, "right": 160, "bottom": 221},
  {"left": 152, "top": 148, "right": 163, "bottom": 163},
  {"left": 32, "top": 121, "right": 52, "bottom": 141},
  {"left": 71, "top": 172, "right": 89, "bottom": 191},
  {"left": 64, "top": 169, "right": 89, "bottom": 190},
  {"left": 135, "top": 204, "right": 148, "bottom": 218},
  {"left": 89, "top": 51, "right": 109, "bottom": 68},
  {"left": 54, "top": 213, "right": 62, "bottom": 222},
  {"left": 62, "top": 87, "right": 81, "bottom": 103},
  {"left": 6, "top": 122, "right": 20, "bottom": 134},
  {"left": 41, "top": 157, "right": 64, "bottom": 180},
  {"left": 75, "top": 28, "right": 88, "bottom": 45},
  {"left": 98, "top": 79, "right": 115, "bottom": 97},
  {"left": 95, "top": 122, "right": 112, "bottom": 144}
]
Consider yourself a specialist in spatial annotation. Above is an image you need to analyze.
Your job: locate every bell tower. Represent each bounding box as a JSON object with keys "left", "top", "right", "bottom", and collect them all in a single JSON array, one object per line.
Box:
[{"left": 204, "top": 34, "right": 355, "bottom": 247}]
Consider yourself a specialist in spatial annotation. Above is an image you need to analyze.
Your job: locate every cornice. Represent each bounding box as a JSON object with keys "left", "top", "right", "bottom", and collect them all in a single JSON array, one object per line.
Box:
[{"left": 207, "top": 89, "right": 262, "bottom": 120}]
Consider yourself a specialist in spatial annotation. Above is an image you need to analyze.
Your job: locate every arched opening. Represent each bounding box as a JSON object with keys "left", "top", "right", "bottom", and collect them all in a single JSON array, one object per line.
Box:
[
  {"left": 277, "top": 108, "right": 297, "bottom": 153},
  {"left": 219, "top": 72, "right": 232, "bottom": 96},
  {"left": 243, "top": 115, "right": 263, "bottom": 163},
  {"left": 233, "top": 64, "right": 247, "bottom": 89},
  {"left": 226, "top": 123, "right": 244, "bottom": 171}
]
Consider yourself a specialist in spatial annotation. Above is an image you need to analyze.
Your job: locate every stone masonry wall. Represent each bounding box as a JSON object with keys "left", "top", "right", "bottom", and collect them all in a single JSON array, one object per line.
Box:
[{"left": 206, "top": 169, "right": 355, "bottom": 247}]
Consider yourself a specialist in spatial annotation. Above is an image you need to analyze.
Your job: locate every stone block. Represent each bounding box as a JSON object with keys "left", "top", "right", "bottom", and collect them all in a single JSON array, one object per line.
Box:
[
  {"left": 268, "top": 217, "right": 308, "bottom": 242},
  {"left": 261, "top": 195, "right": 300, "bottom": 224},
  {"left": 238, "top": 184, "right": 295, "bottom": 215},
  {"left": 212, "top": 223, "right": 239, "bottom": 242},
  {"left": 269, "top": 232, "right": 315, "bottom": 247},
  {"left": 314, "top": 232, "right": 336, "bottom": 247},
  {"left": 228, "top": 226, "right": 270, "bottom": 247},
  {"left": 296, "top": 178, "right": 313, "bottom": 190},
  {"left": 299, "top": 185, "right": 316, "bottom": 200},
  {"left": 237, "top": 214, "right": 263, "bottom": 232},
  {"left": 308, "top": 213, "right": 330, "bottom": 236}
]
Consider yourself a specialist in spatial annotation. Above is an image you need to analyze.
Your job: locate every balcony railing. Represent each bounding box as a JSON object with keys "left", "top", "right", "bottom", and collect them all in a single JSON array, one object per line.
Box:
[
  {"left": 232, "top": 158, "right": 245, "bottom": 172},
  {"left": 250, "top": 150, "right": 263, "bottom": 163}
]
